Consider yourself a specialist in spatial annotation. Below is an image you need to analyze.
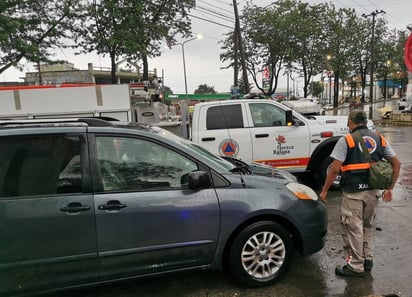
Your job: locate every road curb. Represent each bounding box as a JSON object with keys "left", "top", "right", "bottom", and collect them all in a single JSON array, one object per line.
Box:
[{"left": 374, "top": 120, "right": 412, "bottom": 126}]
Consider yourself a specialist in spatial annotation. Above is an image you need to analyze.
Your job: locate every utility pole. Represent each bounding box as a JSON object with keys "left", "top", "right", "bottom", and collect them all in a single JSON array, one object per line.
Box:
[
  {"left": 233, "top": 0, "right": 250, "bottom": 94},
  {"left": 233, "top": 28, "right": 239, "bottom": 87},
  {"left": 362, "top": 9, "right": 385, "bottom": 119}
]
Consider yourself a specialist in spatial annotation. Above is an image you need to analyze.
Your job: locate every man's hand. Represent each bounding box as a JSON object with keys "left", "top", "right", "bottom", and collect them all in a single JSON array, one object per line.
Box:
[
  {"left": 319, "top": 190, "right": 328, "bottom": 203},
  {"left": 382, "top": 189, "right": 393, "bottom": 202},
  {"left": 319, "top": 159, "right": 342, "bottom": 203}
]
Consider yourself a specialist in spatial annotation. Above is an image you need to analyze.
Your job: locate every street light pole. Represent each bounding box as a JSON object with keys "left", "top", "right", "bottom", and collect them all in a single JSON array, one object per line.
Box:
[
  {"left": 329, "top": 76, "right": 332, "bottom": 104},
  {"left": 326, "top": 54, "right": 333, "bottom": 105},
  {"left": 180, "top": 37, "right": 197, "bottom": 98},
  {"left": 178, "top": 36, "right": 200, "bottom": 139},
  {"left": 362, "top": 9, "right": 385, "bottom": 119}
]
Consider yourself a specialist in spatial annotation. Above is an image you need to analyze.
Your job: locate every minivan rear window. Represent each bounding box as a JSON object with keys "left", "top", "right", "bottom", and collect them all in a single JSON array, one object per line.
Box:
[{"left": 0, "top": 135, "right": 82, "bottom": 197}]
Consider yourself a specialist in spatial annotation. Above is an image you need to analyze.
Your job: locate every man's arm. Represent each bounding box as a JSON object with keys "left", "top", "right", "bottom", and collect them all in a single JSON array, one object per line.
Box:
[
  {"left": 319, "top": 159, "right": 342, "bottom": 202},
  {"left": 387, "top": 155, "right": 401, "bottom": 190},
  {"left": 382, "top": 155, "right": 401, "bottom": 202}
]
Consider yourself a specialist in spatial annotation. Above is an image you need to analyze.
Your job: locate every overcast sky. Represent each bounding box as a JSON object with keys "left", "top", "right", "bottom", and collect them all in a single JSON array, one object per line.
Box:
[{"left": 1, "top": 0, "right": 411, "bottom": 94}]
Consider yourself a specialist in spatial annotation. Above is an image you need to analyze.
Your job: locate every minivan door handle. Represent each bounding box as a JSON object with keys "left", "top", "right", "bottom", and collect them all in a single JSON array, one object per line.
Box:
[
  {"left": 60, "top": 202, "right": 91, "bottom": 214},
  {"left": 98, "top": 200, "right": 127, "bottom": 211}
]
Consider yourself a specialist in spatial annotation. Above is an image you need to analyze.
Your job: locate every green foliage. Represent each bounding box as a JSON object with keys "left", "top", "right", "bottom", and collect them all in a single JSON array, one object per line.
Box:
[
  {"left": 310, "top": 81, "right": 324, "bottom": 98},
  {"left": 1, "top": 0, "right": 194, "bottom": 82},
  {"left": 220, "top": 0, "right": 405, "bottom": 102},
  {"left": 75, "top": 0, "right": 194, "bottom": 83},
  {"left": 0, "top": 0, "right": 82, "bottom": 74},
  {"left": 163, "top": 85, "right": 173, "bottom": 95},
  {"left": 194, "top": 84, "right": 216, "bottom": 94}
]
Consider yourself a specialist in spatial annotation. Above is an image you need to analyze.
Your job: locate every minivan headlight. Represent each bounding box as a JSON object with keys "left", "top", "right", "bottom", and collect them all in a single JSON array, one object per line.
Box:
[{"left": 286, "top": 183, "right": 318, "bottom": 201}]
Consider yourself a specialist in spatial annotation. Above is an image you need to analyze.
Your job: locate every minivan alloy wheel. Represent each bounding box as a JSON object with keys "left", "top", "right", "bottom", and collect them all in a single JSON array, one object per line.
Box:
[
  {"left": 241, "top": 231, "right": 285, "bottom": 278},
  {"left": 228, "top": 221, "right": 293, "bottom": 287}
]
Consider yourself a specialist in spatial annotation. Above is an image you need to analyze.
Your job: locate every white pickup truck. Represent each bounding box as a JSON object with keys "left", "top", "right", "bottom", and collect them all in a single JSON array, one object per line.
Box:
[{"left": 191, "top": 99, "right": 375, "bottom": 188}]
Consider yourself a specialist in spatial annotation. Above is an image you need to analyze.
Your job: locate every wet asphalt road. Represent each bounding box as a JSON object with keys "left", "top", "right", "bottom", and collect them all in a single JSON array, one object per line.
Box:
[{"left": 43, "top": 125, "right": 412, "bottom": 297}]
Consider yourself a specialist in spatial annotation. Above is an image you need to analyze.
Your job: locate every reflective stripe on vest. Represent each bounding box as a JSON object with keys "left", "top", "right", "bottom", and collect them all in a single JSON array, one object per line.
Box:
[
  {"left": 379, "top": 132, "right": 387, "bottom": 147},
  {"left": 341, "top": 162, "right": 371, "bottom": 172},
  {"left": 344, "top": 134, "right": 356, "bottom": 148}
]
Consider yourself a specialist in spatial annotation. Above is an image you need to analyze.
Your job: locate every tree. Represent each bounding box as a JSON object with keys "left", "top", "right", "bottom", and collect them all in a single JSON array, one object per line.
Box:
[
  {"left": 276, "top": 1, "right": 328, "bottom": 98},
  {"left": 76, "top": 0, "right": 194, "bottom": 84},
  {"left": 310, "top": 81, "right": 324, "bottom": 98},
  {"left": 321, "top": 5, "right": 366, "bottom": 107},
  {"left": 163, "top": 85, "right": 173, "bottom": 95},
  {"left": 194, "top": 84, "right": 216, "bottom": 94},
  {"left": 130, "top": 1, "right": 194, "bottom": 81},
  {"left": 239, "top": 3, "right": 290, "bottom": 96},
  {"left": 0, "top": 0, "right": 82, "bottom": 75},
  {"left": 374, "top": 29, "right": 409, "bottom": 100},
  {"left": 220, "top": 0, "right": 401, "bottom": 105}
]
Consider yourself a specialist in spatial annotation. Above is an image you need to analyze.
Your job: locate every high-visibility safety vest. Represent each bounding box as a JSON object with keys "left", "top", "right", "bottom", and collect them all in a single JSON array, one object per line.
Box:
[{"left": 340, "top": 126, "right": 386, "bottom": 192}]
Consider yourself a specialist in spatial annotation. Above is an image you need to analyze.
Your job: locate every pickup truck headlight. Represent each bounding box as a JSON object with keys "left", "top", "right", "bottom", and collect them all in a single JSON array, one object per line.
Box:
[{"left": 286, "top": 183, "right": 319, "bottom": 201}]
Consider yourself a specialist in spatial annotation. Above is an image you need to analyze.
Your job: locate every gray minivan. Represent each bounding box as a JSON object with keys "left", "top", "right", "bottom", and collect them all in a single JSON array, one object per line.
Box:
[{"left": 0, "top": 118, "right": 327, "bottom": 296}]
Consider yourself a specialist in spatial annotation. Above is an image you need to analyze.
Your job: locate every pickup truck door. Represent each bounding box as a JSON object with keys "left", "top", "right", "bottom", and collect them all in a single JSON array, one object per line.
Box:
[
  {"left": 193, "top": 102, "right": 253, "bottom": 162},
  {"left": 247, "top": 102, "right": 311, "bottom": 172}
]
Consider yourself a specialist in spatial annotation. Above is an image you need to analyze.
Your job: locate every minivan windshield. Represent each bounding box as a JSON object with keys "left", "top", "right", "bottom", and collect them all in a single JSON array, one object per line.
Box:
[{"left": 155, "top": 127, "right": 237, "bottom": 172}]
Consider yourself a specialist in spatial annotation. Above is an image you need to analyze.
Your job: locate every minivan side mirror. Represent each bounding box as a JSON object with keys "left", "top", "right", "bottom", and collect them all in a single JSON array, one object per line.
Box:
[{"left": 187, "top": 171, "right": 211, "bottom": 189}]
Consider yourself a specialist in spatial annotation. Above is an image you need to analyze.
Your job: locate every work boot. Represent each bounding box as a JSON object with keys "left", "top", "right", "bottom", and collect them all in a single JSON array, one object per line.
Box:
[
  {"left": 335, "top": 265, "right": 365, "bottom": 277},
  {"left": 364, "top": 259, "right": 373, "bottom": 271}
]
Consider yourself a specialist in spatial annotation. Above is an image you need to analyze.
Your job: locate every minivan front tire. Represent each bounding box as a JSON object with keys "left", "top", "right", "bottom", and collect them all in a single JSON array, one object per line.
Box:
[{"left": 227, "top": 221, "right": 293, "bottom": 287}]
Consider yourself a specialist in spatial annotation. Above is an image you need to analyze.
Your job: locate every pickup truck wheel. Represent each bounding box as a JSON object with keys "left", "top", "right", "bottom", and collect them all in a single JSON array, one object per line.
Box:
[
  {"left": 319, "top": 156, "right": 341, "bottom": 190},
  {"left": 227, "top": 221, "right": 292, "bottom": 287}
]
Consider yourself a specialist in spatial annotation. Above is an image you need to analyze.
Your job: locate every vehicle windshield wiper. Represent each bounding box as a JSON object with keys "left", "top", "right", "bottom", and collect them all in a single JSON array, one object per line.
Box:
[{"left": 224, "top": 157, "right": 252, "bottom": 175}]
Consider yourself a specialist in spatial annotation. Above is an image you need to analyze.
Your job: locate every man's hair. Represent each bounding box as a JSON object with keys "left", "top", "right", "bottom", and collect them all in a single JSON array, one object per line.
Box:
[{"left": 348, "top": 109, "right": 367, "bottom": 125}]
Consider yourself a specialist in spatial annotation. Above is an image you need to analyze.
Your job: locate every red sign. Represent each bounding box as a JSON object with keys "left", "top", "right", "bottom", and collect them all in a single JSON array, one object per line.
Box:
[
  {"left": 405, "top": 33, "right": 412, "bottom": 72},
  {"left": 262, "top": 67, "right": 270, "bottom": 79}
]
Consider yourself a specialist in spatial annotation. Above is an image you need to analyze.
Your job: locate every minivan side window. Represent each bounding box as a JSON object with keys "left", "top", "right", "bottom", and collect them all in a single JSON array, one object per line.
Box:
[
  {"left": 0, "top": 135, "right": 82, "bottom": 197},
  {"left": 95, "top": 136, "right": 198, "bottom": 192},
  {"left": 206, "top": 104, "right": 243, "bottom": 129}
]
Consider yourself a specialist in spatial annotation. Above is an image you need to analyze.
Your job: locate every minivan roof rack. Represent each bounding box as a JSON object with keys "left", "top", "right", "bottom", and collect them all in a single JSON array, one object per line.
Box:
[{"left": 0, "top": 117, "right": 113, "bottom": 127}]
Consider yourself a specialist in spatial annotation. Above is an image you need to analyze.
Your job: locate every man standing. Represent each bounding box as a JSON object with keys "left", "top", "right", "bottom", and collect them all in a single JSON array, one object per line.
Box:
[{"left": 320, "top": 109, "right": 401, "bottom": 277}]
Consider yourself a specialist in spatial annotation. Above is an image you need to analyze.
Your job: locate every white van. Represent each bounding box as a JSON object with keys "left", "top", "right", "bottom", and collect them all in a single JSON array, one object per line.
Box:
[
  {"left": 281, "top": 98, "right": 322, "bottom": 115},
  {"left": 398, "top": 97, "right": 412, "bottom": 110}
]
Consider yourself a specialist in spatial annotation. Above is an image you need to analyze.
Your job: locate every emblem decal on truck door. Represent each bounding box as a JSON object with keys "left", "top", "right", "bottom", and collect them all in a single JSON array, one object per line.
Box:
[
  {"left": 275, "top": 135, "right": 286, "bottom": 144},
  {"left": 274, "top": 135, "right": 294, "bottom": 156},
  {"left": 219, "top": 139, "right": 239, "bottom": 157}
]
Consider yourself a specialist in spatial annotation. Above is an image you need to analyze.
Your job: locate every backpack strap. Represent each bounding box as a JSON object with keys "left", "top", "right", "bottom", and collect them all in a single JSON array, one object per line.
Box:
[{"left": 352, "top": 131, "right": 373, "bottom": 162}]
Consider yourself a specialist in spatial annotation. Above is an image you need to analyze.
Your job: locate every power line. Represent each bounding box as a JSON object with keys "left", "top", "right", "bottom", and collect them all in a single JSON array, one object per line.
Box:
[
  {"left": 308, "top": 0, "right": 409, "bottom": 30},
  {"left": 197, "top": 0, "right": 233, "bottom": 15},
  {"left": 346, "top": 0, "right": 410, "bottom": 29},
  {"left": 346, "top": 0, "right": 372, "bottom": 14},
  {"left": 193, "top": 9, "right": 233, "bottom": 26},
  {"left": 195, "top": 5, "right": 234, "bottom": 22},
  {"left": 368, "top": 1, "right": 411, "bottom": 29},
  {"left": 188, "top": 14, "right": 233, "bottom": 29}
]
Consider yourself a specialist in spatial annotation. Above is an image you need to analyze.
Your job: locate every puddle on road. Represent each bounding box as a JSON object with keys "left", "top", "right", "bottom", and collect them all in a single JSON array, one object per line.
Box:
[
  {"left": 376, "top": 126, "right": 412, "bottom": 144},
  {"left": 399, "top": 163, "right": 412, "bottom": 188}
]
